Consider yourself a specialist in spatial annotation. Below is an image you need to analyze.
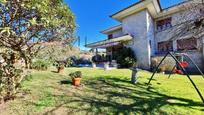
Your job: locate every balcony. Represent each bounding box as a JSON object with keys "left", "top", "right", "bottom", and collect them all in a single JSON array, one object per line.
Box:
[{"left": 85, "top": 34, "right": 133, "bottom": 49}]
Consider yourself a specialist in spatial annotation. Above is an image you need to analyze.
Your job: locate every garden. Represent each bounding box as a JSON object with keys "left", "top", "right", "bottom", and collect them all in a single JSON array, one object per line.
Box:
[
  {"left": 0, "top": 0, "right": 204, "bottom": 115},
  {"left": 0, "top": 67, "right": 204, "bottom": 114}
]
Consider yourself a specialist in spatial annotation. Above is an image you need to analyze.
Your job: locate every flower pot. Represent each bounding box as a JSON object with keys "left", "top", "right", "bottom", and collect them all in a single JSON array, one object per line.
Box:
[{"left": 72, "top": 78, "right": 81, "bottom": 86}]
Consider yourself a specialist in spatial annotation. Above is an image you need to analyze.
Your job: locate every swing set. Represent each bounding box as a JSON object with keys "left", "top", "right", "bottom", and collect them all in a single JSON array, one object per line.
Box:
[
  {"left": 146, "top": 0, "right": 204, "bottom": 104},
  {"left": 147, "top": 52, "right": 204, "bottom": 103}
]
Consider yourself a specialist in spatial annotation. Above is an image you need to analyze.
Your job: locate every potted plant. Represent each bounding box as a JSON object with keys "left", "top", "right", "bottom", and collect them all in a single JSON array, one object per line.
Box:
[
  {"left": 57, "top": 62, "right": 65, "bottom": 73},
  {"left": 69, "top": 71, "right": 82, "bottom": 86}
]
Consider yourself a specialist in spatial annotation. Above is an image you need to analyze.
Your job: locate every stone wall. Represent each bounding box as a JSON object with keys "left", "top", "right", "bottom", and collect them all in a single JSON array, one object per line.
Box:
[{"left": 185, "top": 51, "right": 204, "bottom": 72}]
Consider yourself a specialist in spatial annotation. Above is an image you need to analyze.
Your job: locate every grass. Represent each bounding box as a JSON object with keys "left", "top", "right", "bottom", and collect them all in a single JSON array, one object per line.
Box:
[{"left": 2, "top": 67, "right": 204, "bottom": 115}]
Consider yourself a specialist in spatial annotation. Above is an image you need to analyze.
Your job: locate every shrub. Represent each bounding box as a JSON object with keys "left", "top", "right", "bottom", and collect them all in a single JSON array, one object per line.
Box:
[
  {"left": 77, "top": 57, "right": 91, "bottom": 65},
  {"left": 57, "top": 62, "right": 65, "bottom": 69},
  {"left": 66, "top": 58, "right": 74, "bottom": 67},
  {"left": 0, "top": 51, "right": 26, "bottom": 101},
  {"left": 32, "top": 59, "right": 50, "bottom": 71},
  {"left": 115, "top": 47, "right": 137, "bottom": 68},
  {"left": 0, "top": 64, "right": 24, "bottom": 101},
  {"left": 151, "top": 56, "right": 176, "bottom": 73},
  {"left": 91, "top": 54, "right": 102, "bottom": 63}
]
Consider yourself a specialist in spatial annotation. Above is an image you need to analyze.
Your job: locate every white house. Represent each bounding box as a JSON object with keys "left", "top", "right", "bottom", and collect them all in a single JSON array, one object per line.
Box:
[{"left": 86, "top": 0, "right": 204, "bottom": 70}]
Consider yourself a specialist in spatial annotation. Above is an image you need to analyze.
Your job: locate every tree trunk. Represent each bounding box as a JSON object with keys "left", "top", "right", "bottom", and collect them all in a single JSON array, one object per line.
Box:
[
  {"left": 28, "top": 58, "right": 33, "bottom": 69},
  {"left": 19, "top": 51, "right": 29, "bottom": 69}
]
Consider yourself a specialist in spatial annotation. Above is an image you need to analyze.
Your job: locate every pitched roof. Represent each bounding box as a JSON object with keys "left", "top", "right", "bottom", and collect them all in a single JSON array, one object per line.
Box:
[
  {"left": 110, "top": 0, "right": 161, "bottom": 21},
  {"left": 101, "top": 24, "right": 122, "bottom": 34}
]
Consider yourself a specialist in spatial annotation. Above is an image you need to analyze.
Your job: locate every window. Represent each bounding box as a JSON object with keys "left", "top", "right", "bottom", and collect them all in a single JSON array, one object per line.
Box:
[
  {"left": 200, "top": 8, "right": 204, "bottom": 15},
  {"left": 108, "top": 34, "right": 113, "bottom": 39},
  {"left": 156, "top": 17, "right": 172, "bottom": 31},
  {"left": 158, "top": 41, "right": 173, "bottom": 53},
  {"left": 177, "top": 38, "right": 197, "bottom": 51}
]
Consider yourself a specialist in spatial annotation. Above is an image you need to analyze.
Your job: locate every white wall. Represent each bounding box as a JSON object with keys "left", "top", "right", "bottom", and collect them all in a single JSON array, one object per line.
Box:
[
  {"left": 155, "top": 9, "right": 204, "bottom": 70},
  {"left": 146, "top": 11, "right": 155, "bottom": 56},
  {"left": 122, "top": 10, "right": 151, "bottom": 69},
  {"left": 155, "top": 9, "right": 202, "bottom": 51},
  {"left": 112, "top": 29, "right": 123, "bottom": 38},
  {"left": 203, "top": 37, "right": 204, "bottom": 61}
]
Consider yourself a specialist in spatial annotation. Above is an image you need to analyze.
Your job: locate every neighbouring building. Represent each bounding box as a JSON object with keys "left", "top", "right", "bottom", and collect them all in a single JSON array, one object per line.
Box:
[{"left": 86, "top": 0, "right": 204, "bottom": 71}]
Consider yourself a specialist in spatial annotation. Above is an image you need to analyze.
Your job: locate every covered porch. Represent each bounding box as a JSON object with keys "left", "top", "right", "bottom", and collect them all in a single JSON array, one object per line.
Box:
[{"left": 85, "top": 34, "right": 133, "bottom": 65}]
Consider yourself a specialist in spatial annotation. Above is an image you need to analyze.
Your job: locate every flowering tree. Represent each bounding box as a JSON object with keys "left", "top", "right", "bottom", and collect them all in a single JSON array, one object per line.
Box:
[
  {"left": 36, "top": 42, "right": 80, "bottom": 62},
  {"left": 0, "top": 0, "right": 75, "bottom": 68},
  {"left": 0, "top": 0, "right": 75, "bottom": 101}
]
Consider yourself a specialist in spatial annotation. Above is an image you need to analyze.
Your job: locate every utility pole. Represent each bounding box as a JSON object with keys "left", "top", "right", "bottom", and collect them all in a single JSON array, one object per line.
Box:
[
  {"left": 85, "top": 36, "right": 87, "bottom": 46},
  {"left": 78, "top": 36, "right": 80, "bottom": 48}
]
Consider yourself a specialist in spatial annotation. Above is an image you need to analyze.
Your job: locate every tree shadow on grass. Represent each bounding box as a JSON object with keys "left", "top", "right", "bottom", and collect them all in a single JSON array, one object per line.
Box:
[
  {"left": 51, "top": 71, "right": 58, "bottom": 73},
  {"left": 43, "top": 76, "right": 204, "bottom": 114},
  {"left": 60, "top": 80, "right": 72, "bottom": 85}
]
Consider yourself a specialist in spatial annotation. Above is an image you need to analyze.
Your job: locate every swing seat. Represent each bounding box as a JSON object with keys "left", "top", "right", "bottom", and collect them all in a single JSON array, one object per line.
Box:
[
  {"left": 173, "top": 69, "right": 184, "bottom": 75},
  {"left": 173, "top": 61, "right": 189, "bottom": 75},
  {"left": 179, "top": 61, "right": 189, "bottom": 68},
  {"left": 177, "top": 70, "right": 183, "bottom": 74}
]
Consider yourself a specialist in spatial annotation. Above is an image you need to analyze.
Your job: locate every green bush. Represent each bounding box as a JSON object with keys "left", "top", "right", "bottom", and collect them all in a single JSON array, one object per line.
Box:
[
  {"left": 56, "top": 62, "right": 65, "bottom": 70},
  {"left": 69, "top": 71, "right": 82, "bottom": 79},
  {"left": 66, "top": 58, "right": 74, "bottom": 67},
  {"left": 91, "top": 54, "right": 102, "bottom": 63},
  {"left": 32, "top": 60, "right": 50, "bottom": 71},
  {"left": 115, "top": 47, "right": 137, "bottom": 68}
]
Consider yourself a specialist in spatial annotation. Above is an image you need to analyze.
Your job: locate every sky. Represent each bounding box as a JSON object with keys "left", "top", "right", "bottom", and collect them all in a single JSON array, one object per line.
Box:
[{"left": 64, "top": 0, "right": 184, "bottom": 50}]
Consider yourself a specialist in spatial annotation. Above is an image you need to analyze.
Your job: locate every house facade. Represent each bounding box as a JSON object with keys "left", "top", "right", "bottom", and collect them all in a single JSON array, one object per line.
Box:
[{"left": 86, "top": 0, "right": 204, "bottom": 70}]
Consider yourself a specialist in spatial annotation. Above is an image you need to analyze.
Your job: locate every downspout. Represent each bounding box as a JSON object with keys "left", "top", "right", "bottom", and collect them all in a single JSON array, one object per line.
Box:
[{"left": 203, "top": 37, "right": 204, "bottom": 61}]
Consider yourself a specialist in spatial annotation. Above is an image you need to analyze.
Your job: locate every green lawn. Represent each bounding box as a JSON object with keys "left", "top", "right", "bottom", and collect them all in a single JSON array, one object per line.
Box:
[{"left": 2, "top": 67, "right": 204, "bottom": 115}]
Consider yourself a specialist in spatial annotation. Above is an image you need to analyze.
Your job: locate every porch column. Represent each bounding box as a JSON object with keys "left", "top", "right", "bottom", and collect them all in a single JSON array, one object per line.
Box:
[
  {"left": 96, "top": 48, "right": 98, "bottom": 60},
  {"left": 96, "top": 48, "right": 98, "bottom": 55}
]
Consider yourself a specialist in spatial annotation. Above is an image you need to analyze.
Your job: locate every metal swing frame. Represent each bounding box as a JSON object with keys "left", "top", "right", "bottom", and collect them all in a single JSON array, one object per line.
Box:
[{"left": 147, "top": 52, "right": 204, "bottom": 103}]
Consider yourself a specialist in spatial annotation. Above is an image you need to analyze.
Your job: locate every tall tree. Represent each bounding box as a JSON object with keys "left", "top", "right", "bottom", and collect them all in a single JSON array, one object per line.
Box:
[
  {"left": 0, "top": 0, "right": 76, "bottom": 68},
  {"left": 0, "top": 0, "right": 75, "bottom": 101}
]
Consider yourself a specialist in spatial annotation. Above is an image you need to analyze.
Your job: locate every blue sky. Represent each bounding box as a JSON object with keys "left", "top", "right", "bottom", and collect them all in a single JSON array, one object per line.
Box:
[{"left": 64, "top": 0, "right": 184, "bottom": 50}]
